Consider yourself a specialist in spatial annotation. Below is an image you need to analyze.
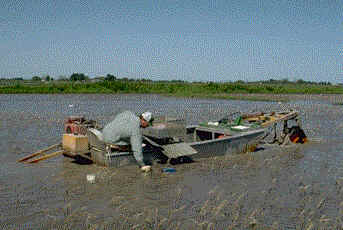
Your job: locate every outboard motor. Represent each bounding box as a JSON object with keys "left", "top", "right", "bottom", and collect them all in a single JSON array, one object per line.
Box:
[{"left": 289, "top": 126, "right": 307, "bottom": 143}]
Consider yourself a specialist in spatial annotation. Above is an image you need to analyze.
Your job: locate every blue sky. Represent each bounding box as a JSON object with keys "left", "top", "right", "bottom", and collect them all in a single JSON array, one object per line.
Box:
[{"left": 0, "top": 0, "right": 342, "bottom": 82}]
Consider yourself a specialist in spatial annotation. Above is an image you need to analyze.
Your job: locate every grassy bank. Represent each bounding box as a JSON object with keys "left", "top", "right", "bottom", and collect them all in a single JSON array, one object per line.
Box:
[{"left": 1, "top": 80, "right": 343, "bottom": 101}]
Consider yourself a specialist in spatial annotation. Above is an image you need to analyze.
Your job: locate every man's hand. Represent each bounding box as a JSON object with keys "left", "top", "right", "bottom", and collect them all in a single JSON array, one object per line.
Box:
[{"left": 141, "top": 165, "right": 151, "bottom": 172}]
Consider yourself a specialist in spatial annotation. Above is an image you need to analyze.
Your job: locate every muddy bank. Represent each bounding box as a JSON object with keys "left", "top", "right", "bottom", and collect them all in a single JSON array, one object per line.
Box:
[{"left": 1, "top": 94, "right": 343, "bottom": 229}]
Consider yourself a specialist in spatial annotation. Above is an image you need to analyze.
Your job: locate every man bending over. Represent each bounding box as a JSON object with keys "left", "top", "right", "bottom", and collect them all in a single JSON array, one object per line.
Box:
[{"left": 102, "top": 111, "right": 153, "bottom": 172}]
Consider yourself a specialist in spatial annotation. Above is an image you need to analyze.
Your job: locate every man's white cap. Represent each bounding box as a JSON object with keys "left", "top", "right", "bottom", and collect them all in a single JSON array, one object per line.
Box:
[{"left": 141, "top": 111, "right": 152, "bottom": 122}]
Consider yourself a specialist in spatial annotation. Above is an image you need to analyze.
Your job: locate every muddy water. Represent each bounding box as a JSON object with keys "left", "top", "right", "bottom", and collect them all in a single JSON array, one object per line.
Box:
[{"left": 1, "top": 94, "right": 343, "bottom": 229}]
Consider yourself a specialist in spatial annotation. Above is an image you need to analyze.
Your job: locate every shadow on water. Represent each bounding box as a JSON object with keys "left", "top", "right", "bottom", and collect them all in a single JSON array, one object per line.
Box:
[
  {"left": 70, "top": 155, "right": 94, "bottom": 165},
  {"left": 253, "top": 146, "right": 265, "bottom": 152}
]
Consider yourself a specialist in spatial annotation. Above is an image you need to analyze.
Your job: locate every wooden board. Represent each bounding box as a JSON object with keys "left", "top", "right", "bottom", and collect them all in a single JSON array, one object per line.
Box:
[
  {"left": 26, "top": 150, "right": 65, "bottom": 163},
  {"left": 162, "top": 143, "right": 197, "bottom": 158},
  {"left": 261, "top": 111, "right": 298, "bottom": 127},
  {"left": 18, "top": 143, "right": 61, "bottom": 162}
]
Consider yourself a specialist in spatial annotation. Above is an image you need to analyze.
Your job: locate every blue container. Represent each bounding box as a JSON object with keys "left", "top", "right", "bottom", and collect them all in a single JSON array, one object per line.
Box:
[{"left": 162, "top": 167, "right": 176, "bottom": 173}]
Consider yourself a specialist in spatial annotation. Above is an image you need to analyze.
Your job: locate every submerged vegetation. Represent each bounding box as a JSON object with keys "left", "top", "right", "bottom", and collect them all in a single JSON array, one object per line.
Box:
[{"left": 1, "top": 74, "right": 342, "bottom": 101}]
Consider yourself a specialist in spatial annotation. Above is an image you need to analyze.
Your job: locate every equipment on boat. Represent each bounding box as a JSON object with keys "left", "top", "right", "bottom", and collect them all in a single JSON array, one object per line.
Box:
[
  {"left": 18, "top": 116, "right": 96, "bottom": 164},
  {"left": 18, "top": 110, "right": 306, "bottom": 166},
  {"left": 64, "top": 116, "right": 98, "bottom": 135},
  {"left": 214, "top": 110, "right": 307, "bottom": 145},
  {"left": 17, "top": 143, "right": 64, "bottom": 163}
]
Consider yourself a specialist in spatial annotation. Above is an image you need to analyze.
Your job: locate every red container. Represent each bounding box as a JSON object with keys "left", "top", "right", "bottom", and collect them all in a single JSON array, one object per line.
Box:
[{"left": 64, "top": 116, "right": 88, "bottom": 135}]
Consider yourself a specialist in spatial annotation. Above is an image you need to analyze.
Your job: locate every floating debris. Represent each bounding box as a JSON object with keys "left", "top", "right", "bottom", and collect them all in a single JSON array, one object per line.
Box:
[
  {"left": 162, "top": 167, "right": 176, "bottom": 173},
  {"left": 86, "top": 174, "right": 95, "bottom": 183}
]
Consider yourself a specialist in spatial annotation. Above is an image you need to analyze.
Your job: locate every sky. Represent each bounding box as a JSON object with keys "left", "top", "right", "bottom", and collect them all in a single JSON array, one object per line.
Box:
[{"left": 0, "top": 0, "right": 342, "bottom": 83}]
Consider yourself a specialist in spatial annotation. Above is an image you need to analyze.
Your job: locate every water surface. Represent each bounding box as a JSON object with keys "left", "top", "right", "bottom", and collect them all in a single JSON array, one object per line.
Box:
[{"left": 1, "top": 94, "right": 342, "bottom": 229}]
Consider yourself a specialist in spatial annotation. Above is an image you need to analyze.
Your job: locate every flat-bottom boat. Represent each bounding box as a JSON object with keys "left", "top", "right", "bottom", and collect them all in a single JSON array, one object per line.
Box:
[
  {"left": 87, "top": 114, "right": 269, "bottom": 168},
  {"left": 18, "top": 110, "right": 304, "bottom": 166}
]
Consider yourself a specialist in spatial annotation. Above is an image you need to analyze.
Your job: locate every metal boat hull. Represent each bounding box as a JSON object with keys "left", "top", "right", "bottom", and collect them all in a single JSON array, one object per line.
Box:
[
  {"left": 87, "top": 127, "right": 266, "bottom": 168},
  {"left": 189, "top": 128, "right": 265, "bottom": 158}
]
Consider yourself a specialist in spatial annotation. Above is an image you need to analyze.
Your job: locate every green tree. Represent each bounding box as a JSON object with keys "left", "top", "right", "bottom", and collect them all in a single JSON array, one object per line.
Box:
[
  {"left": 105, "top": 74, "right": 116, "bottom": 81},
  {"left": 296, "top": 79, "right": 305, "bottom": 84},
  {"left": 70, "top": 73, "right": 88, "bottom": 81},
  {"left": 32, "top": 76, "right": 41, "bottom": 81},
  {"left": 44, "top": 75, "right": 51, "bottom": 81}
]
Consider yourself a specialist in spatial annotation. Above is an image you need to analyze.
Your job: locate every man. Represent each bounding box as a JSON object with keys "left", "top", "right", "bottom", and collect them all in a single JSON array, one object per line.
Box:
[{"left": 102, "top": 111, "right": 153, "bottom": 172}]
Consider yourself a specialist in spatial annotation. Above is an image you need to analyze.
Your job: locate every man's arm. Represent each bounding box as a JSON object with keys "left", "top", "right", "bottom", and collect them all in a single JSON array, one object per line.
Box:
[{"left": 130, "top": 134, "right": 144, "bottom": 167}]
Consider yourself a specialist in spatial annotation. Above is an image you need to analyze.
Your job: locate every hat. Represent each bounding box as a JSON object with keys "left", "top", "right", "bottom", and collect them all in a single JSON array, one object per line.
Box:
[{"left": 141, "top": 111, "right": 153, "bottom": 124}]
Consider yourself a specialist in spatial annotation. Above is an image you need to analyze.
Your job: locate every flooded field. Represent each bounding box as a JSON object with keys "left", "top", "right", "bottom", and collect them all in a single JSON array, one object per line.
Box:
[{"left": 1, "top": 94, "right": 343, "bottom": 229}]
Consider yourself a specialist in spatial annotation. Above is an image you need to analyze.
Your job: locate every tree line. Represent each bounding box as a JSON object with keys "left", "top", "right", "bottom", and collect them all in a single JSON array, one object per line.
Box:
[{"left": 0, "top": 74, "right": 334, "bottom": 86}]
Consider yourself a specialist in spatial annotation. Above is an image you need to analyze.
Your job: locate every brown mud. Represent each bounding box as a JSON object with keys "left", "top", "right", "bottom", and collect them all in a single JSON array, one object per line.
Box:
[{"left": 1, "top": 94, "right": 343, "bottom": 229}]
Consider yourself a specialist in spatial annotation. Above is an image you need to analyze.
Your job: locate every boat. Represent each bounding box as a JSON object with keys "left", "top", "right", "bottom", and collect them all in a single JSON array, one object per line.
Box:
[
  {"left": 17, "top": 110, "right": 305, "bottom": 166},
  {"left": 87, "top": 110, "right": 304, "bottom": 168}
]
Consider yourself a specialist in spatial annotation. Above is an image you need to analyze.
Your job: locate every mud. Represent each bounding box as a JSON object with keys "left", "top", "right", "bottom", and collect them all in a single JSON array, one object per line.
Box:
[{"left": 1, "top": 94, "right": 343, "bottom": 229}]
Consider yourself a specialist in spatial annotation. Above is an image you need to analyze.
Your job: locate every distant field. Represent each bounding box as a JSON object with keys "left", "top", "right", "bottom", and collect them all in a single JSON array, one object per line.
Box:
[{"left": 1, "top": 80, "right": 343, "bottom": 102}]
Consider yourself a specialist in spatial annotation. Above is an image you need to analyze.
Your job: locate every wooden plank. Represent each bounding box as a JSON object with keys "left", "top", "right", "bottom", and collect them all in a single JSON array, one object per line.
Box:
[
  {"left": 27, "top": 150, "right": 65, "bottom": 163},
  {"left": 18, "top": 143, "right": 61, "bottom": 162},
  {"left": 261, "top": 111, "right": 298, "bottom": 127},
  {"left": 162, "top": 143, "right": 197, "bottom": 158}
]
